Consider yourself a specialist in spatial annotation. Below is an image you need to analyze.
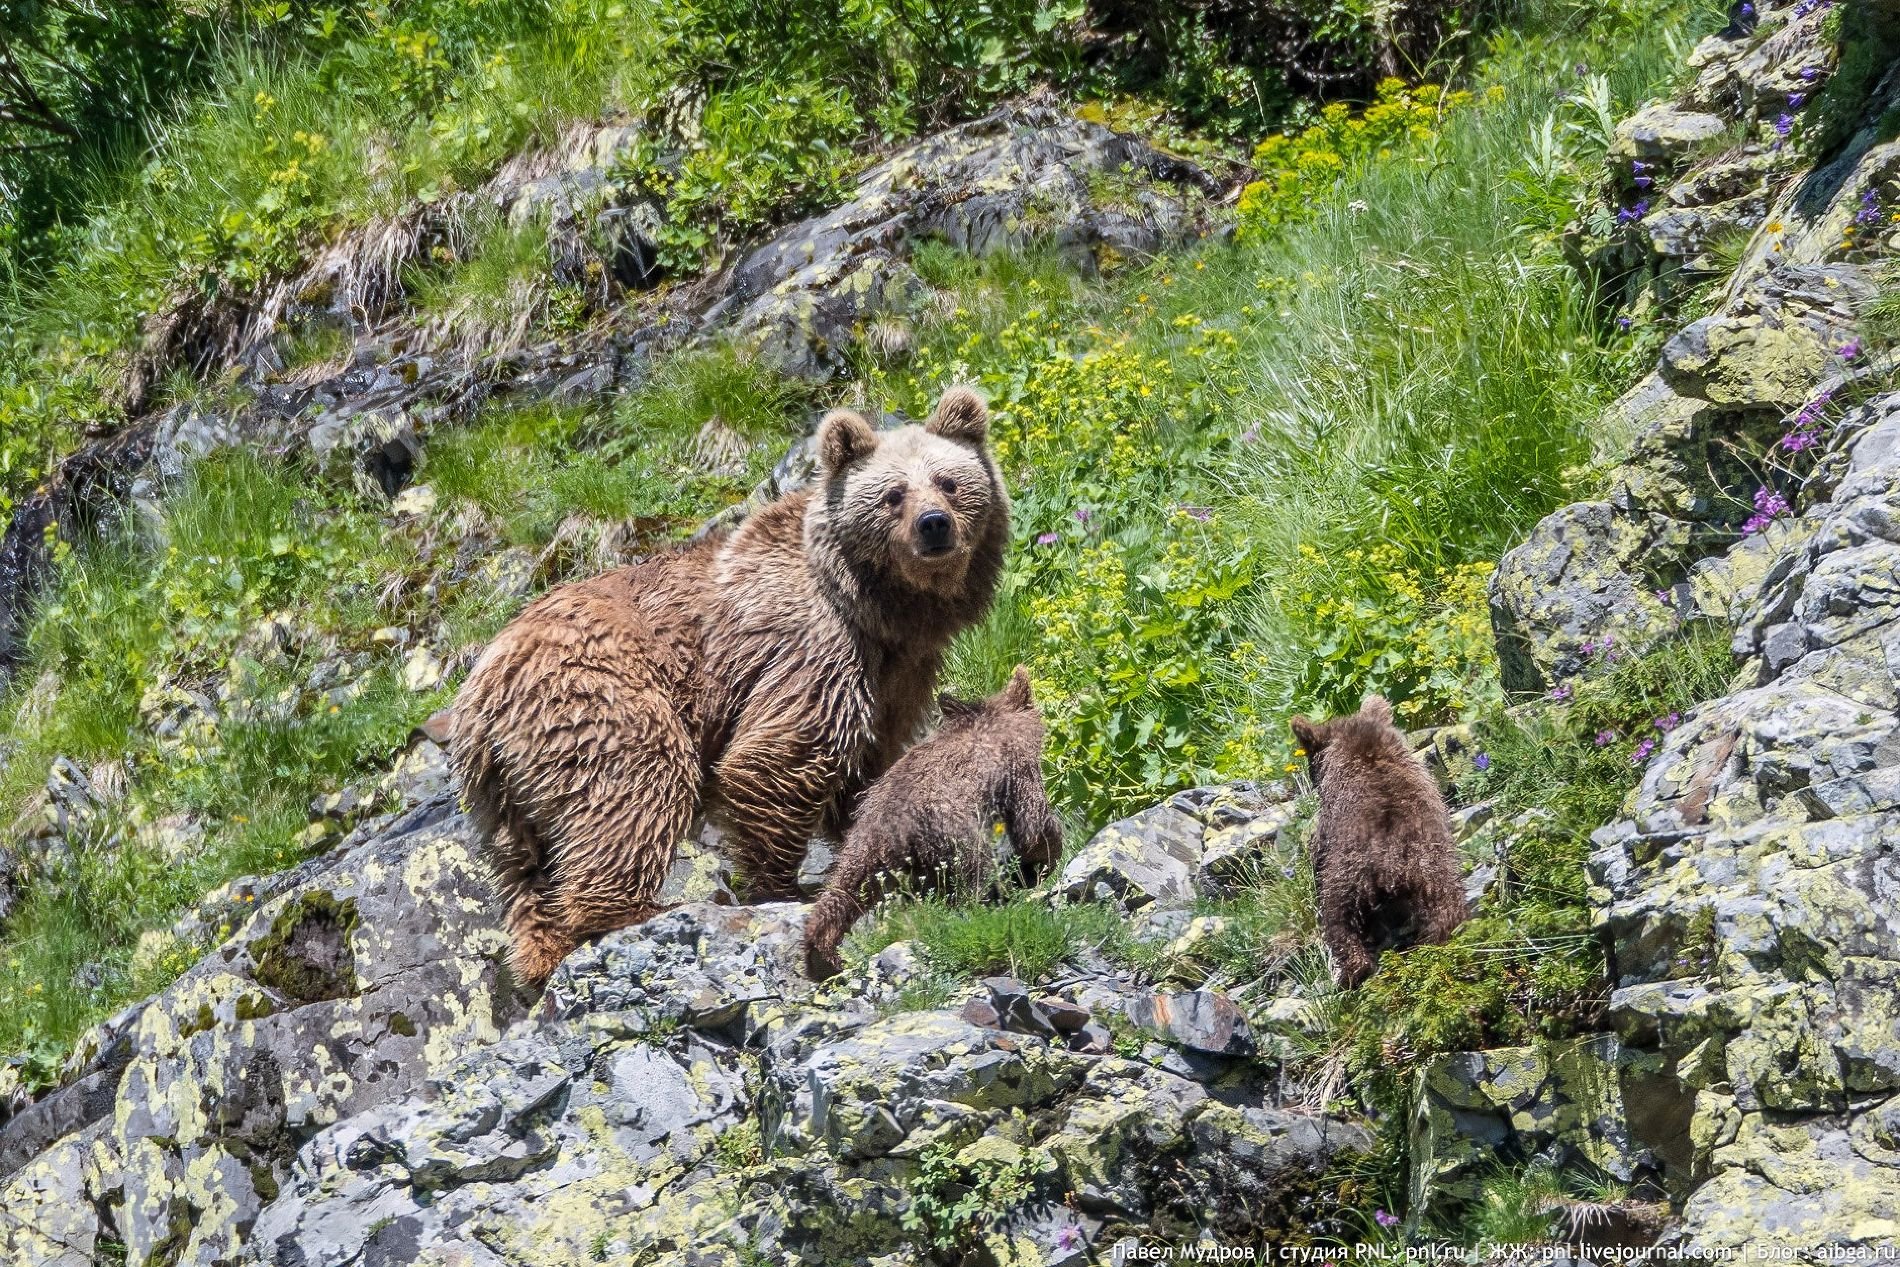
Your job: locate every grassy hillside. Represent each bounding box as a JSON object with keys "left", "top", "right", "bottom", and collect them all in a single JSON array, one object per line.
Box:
[{"left": 0, "top": 2, "right": 1730, "bottom": 1236}]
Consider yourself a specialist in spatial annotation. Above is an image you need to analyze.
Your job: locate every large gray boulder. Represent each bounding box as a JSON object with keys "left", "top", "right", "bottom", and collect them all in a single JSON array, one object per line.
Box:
[{"left": 715, "top": 99, "right": 1221, "bottom": 379}]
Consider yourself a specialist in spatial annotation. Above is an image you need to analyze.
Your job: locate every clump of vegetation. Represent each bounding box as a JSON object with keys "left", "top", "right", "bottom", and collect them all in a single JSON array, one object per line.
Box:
[
  {"left": 850, "top": 891, "right": 1123, "bottom": 984},
  {"left": 899, "top": 1139, "right": 1043, "bottom": 1256}
]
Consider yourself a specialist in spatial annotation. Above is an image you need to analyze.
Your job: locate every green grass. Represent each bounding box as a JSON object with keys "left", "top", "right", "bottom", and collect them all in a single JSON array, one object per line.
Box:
[
  {"left": 848, "top": 892, "right": 1125, "bottom": 984},
  {"left": 0, "top": 334, "right": 816, "bottom": 1074},
  {"left": 425, "top": 346, "right": 807, "bottom": 549},
  {"left": 0, "top": 453, "right": 443, "bottom": 1076}
]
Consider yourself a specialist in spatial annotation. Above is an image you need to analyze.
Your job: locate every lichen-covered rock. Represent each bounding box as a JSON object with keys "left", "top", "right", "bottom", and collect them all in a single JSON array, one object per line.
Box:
[
  {"left": 1407, "top": 1037, "right": 1673, "bottom": 1219},
  {"left": 1, "top": 799, "right": 519, "bottom": 1267},
  {"left": 1058, "top": 781, "right": 1290, "bottom": 910},
  {"left": 718, "top": 100, "right": 1220, "bottom": 379},
  {"left": 1587, "top": 390, "right": 1900, "bottom": 1250},
  {"left": 1493, "top": 6, "right": 1897, "bottom": 689}
]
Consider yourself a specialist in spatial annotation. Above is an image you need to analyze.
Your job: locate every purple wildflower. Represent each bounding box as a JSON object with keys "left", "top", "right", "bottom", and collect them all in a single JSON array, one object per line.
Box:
[
  {"left": 1634, "top": 175, "right": 1654, "bottom": 190},
  {"left": 1073, "top": 506, "right": 1092, "bottom": 524},
  {"left": 1856, "top": 190, "right": 1882, "bottom": 227},
  {"left": 1473, "top": 752, "right": 1492, "bottom": 772},
  {"left": 1631, "top": 737, "right": 1657, "bottom": 766},
  {"left": 1240, "top": 425, "right": 1260, "bottom": 444},
  {"left": 1549, "top": 683, "right": 1573, "bottom": 702},
  {"left": 1783, "top": 429, "right": 1821, "bottom": 453},
  {"left": 1774, "top": 114, "right": 1795, "bottom": 139},
  {"left": 1799, "top": 67, "right": 1819, "bottom": 82},
  {"left": 1838, "top": 338, "right": 1863, "bottom": 361},
  {"left": 1742, "top": 485, "right": 1791, "bottom": 535},
  {"left": 1595, "top": 729, "right": 1619, "bottom": 747},
  {"left": 1617, "top": 315, "right": 1633, "bottom": 331},
  {"left": 1740, "top": 1, "right": 1754, "bottom": 13},
  {"left": 1178, "top": 505, "right": 1213, "bottom": 523},
  {"left": 1788, "top": 93, "right": 1804, "bottom": 109},
  {"left": 1580, "top": 639, "right": 1597, "bottom": 656},
  {"left": 1631, "top": 161, "right": 1649, "bottom": 174},
  {"left": 1375, "top": 1209, "right": 1401, "bottom": 1229},
  {"left": 1617, "top": 200, "right": 1650, "bottom": 226},
  {"left": 1036, "top": 531, "right": 1060, "bottom": 545},
  {"left": 1056, "top": 1225, "right": 1084, "bottom": 1252},
  {"left": 1655, "top": 587, "right": 1673, "bottom": 604},
  {"left": 1656, "top": 712, "right": 1681, "bottom": 732}
]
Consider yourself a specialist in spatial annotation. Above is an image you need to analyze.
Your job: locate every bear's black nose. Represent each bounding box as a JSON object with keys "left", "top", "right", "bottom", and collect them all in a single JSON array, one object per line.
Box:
[{"left": 916, "top": 509, "right": 954, "bottom": 552}]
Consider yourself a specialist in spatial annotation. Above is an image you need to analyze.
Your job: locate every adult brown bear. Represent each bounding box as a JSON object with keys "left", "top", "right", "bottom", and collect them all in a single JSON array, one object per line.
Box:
[{"left": 452, "top": 388, "right": 1009, "bottom": 984}]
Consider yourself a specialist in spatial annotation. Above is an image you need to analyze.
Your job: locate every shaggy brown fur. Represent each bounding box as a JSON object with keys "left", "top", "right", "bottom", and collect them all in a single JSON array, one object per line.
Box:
[
  {"left": 452, "top": 387, "right": 1009, "bottom": 985},
  {"left": 803, "top": 667, "right": 1061, "bottom": 980},
  {"left": 1291, "top": 696, "right": 1467, "bottom": 989}
]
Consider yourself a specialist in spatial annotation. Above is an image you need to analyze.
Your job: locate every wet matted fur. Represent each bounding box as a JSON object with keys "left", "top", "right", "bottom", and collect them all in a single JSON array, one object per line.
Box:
[{"left": 1292, "top": 695, "right": 1467, "bottom": 988}]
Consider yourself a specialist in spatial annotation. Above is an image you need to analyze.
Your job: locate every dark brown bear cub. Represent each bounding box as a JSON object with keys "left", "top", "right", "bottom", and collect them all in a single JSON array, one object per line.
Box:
[
  {"left": 804, "top": 666, "right": 1061, "bottom": 980},
  {"left": 1291, "top": 696, "right": 1466, "bottom": 989}
]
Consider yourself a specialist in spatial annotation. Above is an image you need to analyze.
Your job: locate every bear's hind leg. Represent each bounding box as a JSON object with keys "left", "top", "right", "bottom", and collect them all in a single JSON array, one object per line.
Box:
[{"left": 547, "top": 708, "right": 700, "bottom": 951}]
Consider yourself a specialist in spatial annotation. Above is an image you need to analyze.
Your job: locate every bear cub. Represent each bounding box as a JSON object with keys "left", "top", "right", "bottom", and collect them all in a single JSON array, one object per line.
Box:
[
  {"left": 1291, "top": 695, "right": 1466, "bottom": 988},
  {"left": 804, "top": 666, "right": 1061, "bottom": 980}
]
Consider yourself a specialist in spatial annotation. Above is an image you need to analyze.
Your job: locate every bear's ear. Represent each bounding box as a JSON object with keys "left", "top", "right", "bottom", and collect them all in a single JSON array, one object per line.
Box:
[
  {"left": 1000, "top": 665, "right": 1034, "bottom": 711},
  {"left": 1359, "top": 695, "right": 1395, "bottom": 726},
  {"left": 938, "top": 692, "right": 980, "bottom": 720},
  {"left": 818, "top": 409, "right": 878, "bottom": 474},
  {"left": 924, "top": 386, "right": 988, "bottom": 445},
  {"left": 1290, "top": 717, "right": 1325, "bottom": 753}
]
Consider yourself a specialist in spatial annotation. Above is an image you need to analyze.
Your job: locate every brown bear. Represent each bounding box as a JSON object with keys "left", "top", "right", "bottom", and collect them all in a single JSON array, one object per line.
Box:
[
  {"left": 803, "top": 666, "right": 1062, "bottom": 980},
  {"left": 451, "top": 387, "right": 1009, "bottom": 985},
  {"left": 1290, "top": 696, "right": 1466, "bottom": 989}
]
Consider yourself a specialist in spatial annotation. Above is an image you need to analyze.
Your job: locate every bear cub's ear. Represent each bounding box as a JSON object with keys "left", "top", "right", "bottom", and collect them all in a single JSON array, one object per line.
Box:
[
  {"left": 1358, "top": 695, "right": 1395, "bottom": 727},
  {"left": 938, "top": 692, "right": 981, "bottom": 720},
  {"left": 1290, "top": 717, "right": 1326, "bottom": 753},
  {"left": 1000, "top": 665, "right": 1034, "bottom": 711},
  {"left": 924, "top": 386, "right": 988, "bottom": 445},
  {"left": 819, "top": 409, "right": 879, "bottom": 474}
]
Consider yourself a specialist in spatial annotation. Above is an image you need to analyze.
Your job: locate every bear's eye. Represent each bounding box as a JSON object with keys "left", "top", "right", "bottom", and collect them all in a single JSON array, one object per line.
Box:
[
  {"left": 934, "top": 475, "right": 958, "bottom": 497},
  {"left": 881, "top": 487, "right": 905, "bottom": 509}
]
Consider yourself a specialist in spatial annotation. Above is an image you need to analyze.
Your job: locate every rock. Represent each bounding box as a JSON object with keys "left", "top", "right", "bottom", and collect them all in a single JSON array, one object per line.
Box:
[
  {"left": 1611, "top": 104, "right": 1730, "bottom": 165},
  {"left": 795, "top": 836, "right": 838, "bottom": 894},
  {"left": 1587, "top": 390, "right": 1900, "bottom": 1250},
  {"left": 1490, "top": 499, "right": 1684, "bottom": 692},
  {"left": 1125, "top": 990, "right": 1256, "bottom": 1058},
  {"left": 1, "top": 798, "right": 520, "bottom": 1266},
  {"left": 1059, "top": 802, "right": 1204, "bottom": 910},
  {"left": 721, "top": 100, "right": 1219, "bottom": 379},
  {"left": 960, "top": 976, "right": 1060, "bottom": 1039},
  {"left": 535, "top": 901, "right": 810, "bottom": 1039},
  {"left": 1408, "top": 1037, "right": 1668, "bottom": 1221}
]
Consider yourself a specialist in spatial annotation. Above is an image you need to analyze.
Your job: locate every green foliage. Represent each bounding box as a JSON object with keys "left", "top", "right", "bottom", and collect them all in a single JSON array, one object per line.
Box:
[
  {"left": 713, "top": 1120, "right": 764, "bottom": 1171},
  {"left": 1237, "top": 80, "right": 1486, "bottom": 240},
  {"left": 854, "top": 892, "right": 1123, "bottom": 983},
  {"left": 899, "top": 1139, "right": 1040, "bottom": 1254},
  {"left": 1291, "top": 544, "right": 1501, "bottom": 725},
  {"left": 623, "top": 77, "right": 861, "bottom": 271}
]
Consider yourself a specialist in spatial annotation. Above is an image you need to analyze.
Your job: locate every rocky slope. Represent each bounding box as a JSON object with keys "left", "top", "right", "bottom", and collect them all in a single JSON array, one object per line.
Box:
[{"left": 4, "top": 1, "right": 1900, "bottom": 1261}]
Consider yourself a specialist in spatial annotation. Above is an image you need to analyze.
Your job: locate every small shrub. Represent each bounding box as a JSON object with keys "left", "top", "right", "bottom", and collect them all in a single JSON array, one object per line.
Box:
[
  {"left": 1237, "top": 80, "right": 1481, "bottom": 240},
  {"left": 623, "top": 77, "right": 861, "bottom": 272},
  {"left": 900, "top": 1139, "right": 1041, "bottom": 1255}
]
